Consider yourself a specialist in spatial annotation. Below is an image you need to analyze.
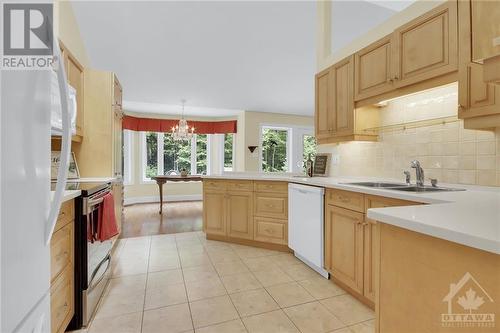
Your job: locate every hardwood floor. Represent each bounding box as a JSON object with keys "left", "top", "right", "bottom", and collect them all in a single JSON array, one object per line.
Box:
[{"left": 121, "top": 201, "right": 203, "bottom": 238}]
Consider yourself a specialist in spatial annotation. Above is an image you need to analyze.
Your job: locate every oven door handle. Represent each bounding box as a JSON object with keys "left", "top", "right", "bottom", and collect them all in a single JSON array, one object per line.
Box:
[{"left": 88, "top": 254, "right": 111, "bottom": 292}]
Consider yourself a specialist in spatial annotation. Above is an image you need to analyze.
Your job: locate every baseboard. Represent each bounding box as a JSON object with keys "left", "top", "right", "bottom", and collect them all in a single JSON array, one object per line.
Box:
[{"left": 124, "top": 194, "right": 202, "bottom": 206}]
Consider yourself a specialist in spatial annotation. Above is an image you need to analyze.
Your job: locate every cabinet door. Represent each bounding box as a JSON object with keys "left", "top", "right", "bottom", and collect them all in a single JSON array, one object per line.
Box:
[
  {"left": 363, "top": 220, "right": 377, "bottom": 302},
  {"left": 112, "top": 106, "right": 123, "bottom": 177},
  {"left": 67, "top": 55, "right": 84, "bottom": 137},
  {"left": 393, "top": 1, "right": 457, "bottom": 88},
  {"left": 332, "top": 56, "right": 354, "bottom": 136},
  {"left": 226, "top": 191, "right": 253, "bottom": 240},
  {"left": 458, "top": 0, "right": 500, "bottom": 122},
  {"left": 354, "top": 35, "right": 395, "bottom": 101},
  {"left": 315, "top": 68, "right": 335, "bottom": 139},
  {"left": 50, "top": 264, "right": 74, "bottom": 333},
  {"left": 203, "top": 191, "right": 226, "bottom": 236},
  {"left": 471, "top": 0, "right": 500, "bottom": 62},
  {"left": 325, "top": 205, "right": 363, "bottom": 293}
]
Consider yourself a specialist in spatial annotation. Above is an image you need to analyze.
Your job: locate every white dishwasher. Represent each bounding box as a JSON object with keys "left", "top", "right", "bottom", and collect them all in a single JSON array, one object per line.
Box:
[{"left": 288, "top": 183, "right": 329, "bottom": 278}]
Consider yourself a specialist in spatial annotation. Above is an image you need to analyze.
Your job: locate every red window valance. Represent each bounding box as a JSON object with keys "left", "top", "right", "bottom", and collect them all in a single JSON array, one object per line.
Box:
[{"left": 122, "top": 116, "right": 237, "bottom": 134}]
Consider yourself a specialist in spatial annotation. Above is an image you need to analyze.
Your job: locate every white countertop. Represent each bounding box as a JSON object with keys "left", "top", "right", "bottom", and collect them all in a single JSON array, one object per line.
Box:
[
  {"left": 50, "top": 190, "right": 81, "bottom": 203},
  {"left": 203, "top": 172, "right": 500, "bottom": 254}
]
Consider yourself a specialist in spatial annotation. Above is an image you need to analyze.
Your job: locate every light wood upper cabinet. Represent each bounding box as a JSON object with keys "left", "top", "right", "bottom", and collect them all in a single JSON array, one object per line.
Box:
[
  {"left": 392, "top": 1, "right": 458, "bottom": 88},
  {"left": 471, "top": 0, "right": 500, "bottom": 62},
  {"left": 226, "top": 191, "right": 254, "bottom": 240},
  {"left": 315, "top": 68, "right": 335, "bottom": 139},
  {"left": 315, "top": 56, "right": 379, "bottom": 144},
  {"left": 203, "top": 191, "right": 226, "bottom": 236},
  {"left": 354, "top": 35, "right": 395, "bottom": 101},
  {"left": 325, "top": 205, "right": 364, "bottom": 294},
  {"left": 458, "top": 0, "right": 500, "bottom": 129}
]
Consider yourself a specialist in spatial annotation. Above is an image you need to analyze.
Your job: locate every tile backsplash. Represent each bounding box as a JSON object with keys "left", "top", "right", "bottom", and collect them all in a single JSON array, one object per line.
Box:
[{"left": 317, "top": 83, "right": 500, "bottom": 186}]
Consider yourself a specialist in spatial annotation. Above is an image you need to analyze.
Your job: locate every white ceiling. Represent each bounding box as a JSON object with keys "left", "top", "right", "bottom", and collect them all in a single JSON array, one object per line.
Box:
[{"left": 71, "top": 1, "right": 316, "bottom": 117}]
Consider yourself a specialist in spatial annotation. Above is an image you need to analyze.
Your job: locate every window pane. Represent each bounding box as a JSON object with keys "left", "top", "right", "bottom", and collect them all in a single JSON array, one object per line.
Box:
[
  {"left": 224, "top": 134, "right": 233, "bottom": 171},
  {"left": 303, "top": 134, "right": 317, "bottom": 173},
  {"left": 163, "top": 134, "right": 191, "bottom": 174},
  {"left": 145, "top": 132, "right": 158, "bottom": 178},
  {"left": 196, "top": 134, "right": 207, "bottom": 175},
  {"left": 262, "top": 128, "right": 288, "bottom": 172}
]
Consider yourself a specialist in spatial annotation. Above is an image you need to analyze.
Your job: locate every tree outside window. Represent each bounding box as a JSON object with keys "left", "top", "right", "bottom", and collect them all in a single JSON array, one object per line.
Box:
[
  {"left": 145, "top": 132, "right": 158, "bottom": 179},
  {"left": 163, "top": 134, "right": 191, "bottom": 174},
  {"left": 261, "top": 128, "right": 288, "bottom": 172},
  {"left": 224, "top": 133, "right": 234, "bottom": 171},
  {"left": 303, "top": 134, "right": 317, "bottom": 172},
  {"left": 196, "top": 134, "right": 207, "bottom": 175}
]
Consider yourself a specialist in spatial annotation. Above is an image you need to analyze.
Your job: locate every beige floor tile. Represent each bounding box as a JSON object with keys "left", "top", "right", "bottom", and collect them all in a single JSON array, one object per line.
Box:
[
  {"left": 195, "top": 319, "right": 247, "bottom": 333},
  {"left": 213, "top": 260, "right": 249, "bottom": 276},
  {"left": 145, "top": 282, "right": 188, "bottom": 310},
  {"left": 242, "top": 309, "right": 299, "bottom": 333},
  {"left": 142, "top": 303, "right": 193, "bottom": 333},
  {"left": 204, "top": 240, "right": 232, "bottom": 250},
  {"left": 282, "top": 263, "right": 321, "bottom": 281},
  {"left": 148, "top": 254, "right": 181, "bottom": 272},
  {"left": 265, "top": 281, "right": 314, "bottom": 308},
  {"left": 112, "top": 259, "right": 148, "bottom": 277},
  {"left": 284, "top": 301, "right": 345, "bottom": 333},
  {"left": 180, "top": 252, "right": 212, "bottom": 268},
  {"left": 243, "top": 257, "right": 276, "bottom": 272},
  {"left": 88, "top": 311, "right": 142, "bottom": 333},
  {"left": 208, "top": 250, "right": 241, "bottom": 263},
  {"left": 320, "top": 294, "right": 375, "bottom": 326},
  {"left": 230, "top": 288, "right": 279, "bottom": 317},
  {"left": 147, "top": 269, "right": 184, "bottom": 288},
  {"left": 105, "top": 274, "right": 147, "bottom": 296},
  {"left": 94, "top": 290, "right": 145, "bottom": 319},
  {"left": 298, "top": 278, "right": 346, "bottom": 300},
  {"left": 346, "top": 319, "right": 375, "bottom": 333},
  {"left": 234, "top": 246, "right": 275, "bottom": 259},
  {"left": 189, "top": 295, "right": 239, "bottom": 328},
  {"left": 185, "top": 277, "right": 227, "bottom": 301},
  {"left": 253, "top": 268, "right": 293, "bottom": 287},
  {"left": 267, "top": 253, "right": 301, "bottom": 268},
  {"left": 178, "top": 245, "right": 207, "bottom": 256},
  {"left": 182, "top": 265, "right": 218, "bottom": 283},
  {"left": 221, "top": 272, "right": 262, "bottom": 293}
]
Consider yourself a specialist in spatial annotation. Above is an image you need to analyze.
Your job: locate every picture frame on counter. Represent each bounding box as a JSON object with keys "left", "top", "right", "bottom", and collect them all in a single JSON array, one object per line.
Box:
[
  {"left": 313, "top": 153, "right": 330, "bottom": 177},
  {"left": 51, "top": 151, "right": 80, "bottom": 179}
]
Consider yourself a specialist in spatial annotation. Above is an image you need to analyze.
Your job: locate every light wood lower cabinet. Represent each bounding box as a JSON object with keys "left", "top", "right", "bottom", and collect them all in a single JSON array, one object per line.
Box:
[
  {"left": 50, "top": 200, "right": 75, "bottom": 333},
  {"left": 324, "top": 190, "right": 421, "bottom": 306},
  {"left": 325, "top": 205, "right": 364, "bottom": 294},
  {"left": 203, "top": 180, "right": 289, "bottom": 249},
  {"left": 203, "top": 191, "right": 226, "bottom": 236},
  {"left": 226, "top": 191, "right": 254, "bottom": 240}
]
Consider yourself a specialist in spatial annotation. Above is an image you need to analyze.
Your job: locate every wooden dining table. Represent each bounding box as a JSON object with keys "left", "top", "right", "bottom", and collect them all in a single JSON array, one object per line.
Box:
[{"left": 151, "top": 175, "right": 203, "bottom": 214}]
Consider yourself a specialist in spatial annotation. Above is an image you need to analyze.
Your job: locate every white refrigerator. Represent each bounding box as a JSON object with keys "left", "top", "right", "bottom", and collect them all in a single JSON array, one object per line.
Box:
[{"left": 1, "top": 41, "right": 73, "bottom": 332}]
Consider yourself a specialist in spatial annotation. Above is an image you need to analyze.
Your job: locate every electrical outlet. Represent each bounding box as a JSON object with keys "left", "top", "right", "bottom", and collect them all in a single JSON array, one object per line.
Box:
[{"left": 331, "top": 155, "right": 340, "bottom": 165}]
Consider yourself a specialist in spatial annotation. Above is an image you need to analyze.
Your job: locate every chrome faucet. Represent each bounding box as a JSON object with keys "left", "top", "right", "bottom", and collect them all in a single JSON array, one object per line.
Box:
[
  {"left": 411, "top": 160, "right": 424, "bottom": 187},
  {"left": 403, "top": 171, "right": 411, "bottom": 185}
]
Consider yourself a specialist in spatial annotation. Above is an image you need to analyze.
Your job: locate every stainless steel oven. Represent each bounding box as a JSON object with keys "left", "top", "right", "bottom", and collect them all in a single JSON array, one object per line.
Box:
[{"left": 66, "top": 181, "right": 113, "bottom": 330}]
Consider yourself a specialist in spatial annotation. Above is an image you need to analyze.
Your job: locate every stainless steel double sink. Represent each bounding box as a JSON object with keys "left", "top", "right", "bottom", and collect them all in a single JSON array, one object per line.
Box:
[{"left": 342, "top": 182, "right": 465, "bottom": 192}]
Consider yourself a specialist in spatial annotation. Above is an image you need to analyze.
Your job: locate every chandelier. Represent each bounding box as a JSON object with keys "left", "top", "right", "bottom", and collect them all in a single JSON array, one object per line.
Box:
[{"left": 171, "top": 99, "right": 195, "bottom": 141}]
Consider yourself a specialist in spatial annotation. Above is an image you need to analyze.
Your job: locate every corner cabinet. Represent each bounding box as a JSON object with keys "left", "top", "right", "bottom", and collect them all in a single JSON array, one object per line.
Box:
[
  {"left": 202, "top": 179, "right": 289, "bottom": 250},
  {"left": 458, "top": 0, "right": 500, "bottom": 129},
  {"left": 315, "top": 56, "right": 379, "bottom": 144}
]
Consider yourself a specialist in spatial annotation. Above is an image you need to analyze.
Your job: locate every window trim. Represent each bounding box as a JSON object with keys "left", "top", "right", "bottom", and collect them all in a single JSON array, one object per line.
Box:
[{"left": 123, "top": 130, "right": 133, "bottom": 185}]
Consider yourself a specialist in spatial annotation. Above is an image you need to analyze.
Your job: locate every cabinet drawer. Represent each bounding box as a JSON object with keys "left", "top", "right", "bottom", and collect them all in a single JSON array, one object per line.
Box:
[
  {"left": 203, "top": 180, "right": 227, "bottom": 192},
  {"left": 254, "top": 194, "right": 288, "bottom": 219},
  {"left": 50, "top": 221, "right": 73, "bottom": 283},
  {"left": 254, "top": 181, "right": 288, "bottom": 194},
  {"left": 226, "top": 180, "right": 253, "bottom": 192},
  {"left": 327, "top": 189, "right": 364, "bottom": 213},
  {"left": 254, "top": 217, "right": 287, "bottom": 245},
  {"left": 54, "top": 200, "right": 74, "bottom": 232},
  {"left": 51, "top": 264, "right": 74, "bottom": 333}
]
